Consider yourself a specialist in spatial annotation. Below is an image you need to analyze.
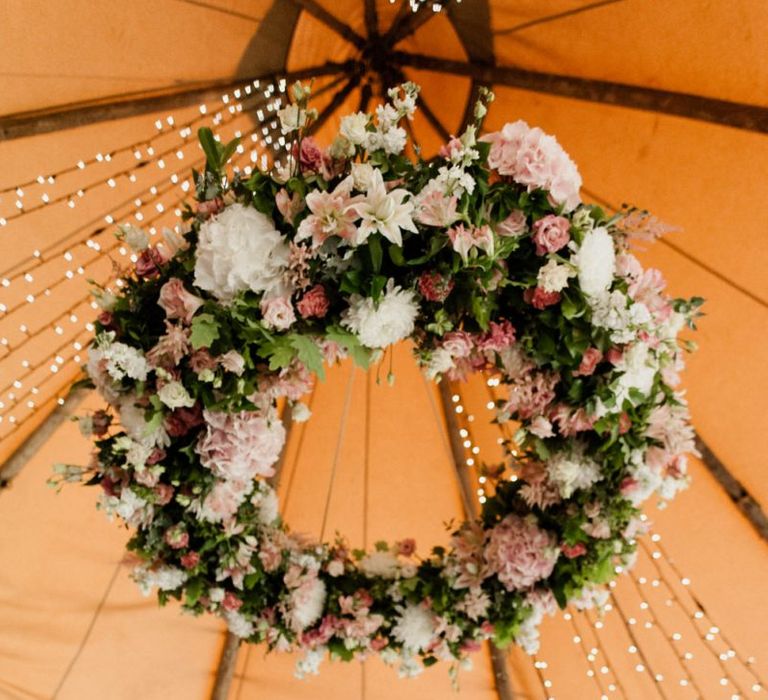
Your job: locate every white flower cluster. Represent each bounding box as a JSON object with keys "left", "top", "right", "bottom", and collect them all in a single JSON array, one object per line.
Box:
[
  {"left": 546, "top": 446, "right": 603, "bottom": 498},
  {"left": 132, "top": 564, "right": 188, "bottom": 596}
]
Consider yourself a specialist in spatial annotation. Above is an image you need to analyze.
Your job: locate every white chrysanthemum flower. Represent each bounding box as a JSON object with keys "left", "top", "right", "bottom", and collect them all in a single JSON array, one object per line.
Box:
[
  {"left": 157, "top": 381, "right": 195, "bottom": 410},
  {"left": 576, "top": 226, "right": 616, "bottom": 298},
  {"left": 194, "top": 204, "right": 290, "bottom": 302},
  {"left": 537, "top": 258, "right": 575, "bottom": 293},
  {"left": 360, "top": 550, "right": 400, "bottom": 579},
  {"left": 289, "top": 578, "right": 326, "bottom": 631},
  {"left": 546, "top": 448, "right": 602, "bottom": 498},
  {"left": 392, "top": 603, "right": 436, "bottom": 653},
  {"left": 341, "top": 281, "right": 419, "bottom": 349},
  {"left": 350, "top": 170, "right": 416, "bottom": 247}
]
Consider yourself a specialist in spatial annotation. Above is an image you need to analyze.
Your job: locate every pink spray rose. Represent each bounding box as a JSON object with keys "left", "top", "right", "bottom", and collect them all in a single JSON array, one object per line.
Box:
[
  {"left": 261, "top": 296, "right": 296, "bottom": 331},
  {"left": 296, "top": 284, "right": 330, "bottom": 319},
  {"left": 496, "top": 209, "right": 528, "bottom": 237},
  {"left": 478, "top": 320, "right": 516, "bottom": 353},
  {"left": 180, "top": 552, "right": 200, "bottom": 569},
  {"left": 573, "top": 347, "right": 603, "bottom": 377},
  {"left": 158, "top": 278, "right": 204, "bottom": 324},
  {"left": 531, "top": 215, "right": 570, "bottom": 255},
  {"left": 164, "top": 525, "right": 189, "bottom": 550}
]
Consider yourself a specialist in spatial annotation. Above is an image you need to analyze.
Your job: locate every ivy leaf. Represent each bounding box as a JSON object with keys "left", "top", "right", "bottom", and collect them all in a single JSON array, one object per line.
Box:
[
  {"left": 289, "top": 334, "right": 325, "bottom": 380},
  {"left": 190, "top": 313, "right": 220, "bottom": 349}
]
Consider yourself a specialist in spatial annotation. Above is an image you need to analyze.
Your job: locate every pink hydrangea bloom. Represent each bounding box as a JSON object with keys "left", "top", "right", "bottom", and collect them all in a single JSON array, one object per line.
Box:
[
  {"left": 197, "top": 409, "right": 286, "bottom": 481},
  {"left": 484, "top": 514, "right": 559, "bottom": 591},
  {"left": 158, "top": 278, "right": 203, "bottom": 324},
  {"left": 481, "top": 120, "right": 582, "bottom": 211},
  {"left": 199, "top": 478, "right": 250, "bottom": 522},
  {"left": 296, "top": 284, "right": 330, "bottom": 319},
  {"left": 531, "top": 215, "right": 571, "bottom": 255}
]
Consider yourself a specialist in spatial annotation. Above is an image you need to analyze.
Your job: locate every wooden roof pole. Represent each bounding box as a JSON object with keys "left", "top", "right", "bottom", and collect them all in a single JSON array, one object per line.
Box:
[{"left": 437, "top": 380, "right": 516, "bottom": 700}]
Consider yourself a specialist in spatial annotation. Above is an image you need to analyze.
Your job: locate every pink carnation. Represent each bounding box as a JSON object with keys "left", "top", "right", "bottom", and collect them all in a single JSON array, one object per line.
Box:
[
  {"left": 442, "top": 330, "right": 474, "bottom": 358},
  {"left": 484, "top": 514, "right": 559, "bottom": 591},
  {"left": 524, "top": 287, "right": 561, "bottom": 309},
  {"left": 180, "top": 552, "right": 200, "bottom": 569},
  {"left": 478, "top": 320, "right": 516, "bottom": 353},
  {"left": 573, "top": 347, "right": 603, "bottom": 377},
  {"left": 296, "top": 284, "right": 330, "bottom": 319},
  {"left": 197, "top": 409, "right": 286, "bottom": 481},
  {"left": 158, "top": 278, "right": 204, "bottom": 324},
  {"left": 164, "top": 525, "right": 189, "bottom": 550},
  {"left": 418, "top": 271, "right": 454, "bottom": 302},
  {"left": 531, "top": 215, "right": 570, "bottom": 255},
  {"left": 561, "top": 543, "right": 587, "bottom": 559}
]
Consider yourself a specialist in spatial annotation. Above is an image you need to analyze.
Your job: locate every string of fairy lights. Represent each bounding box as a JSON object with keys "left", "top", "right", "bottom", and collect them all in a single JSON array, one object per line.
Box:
[
  {"left": 0, "top": 73, "right": 342, "bottom": 445},
  {"left": 446, "top": 377, "right": 766, "bottom": 698}
]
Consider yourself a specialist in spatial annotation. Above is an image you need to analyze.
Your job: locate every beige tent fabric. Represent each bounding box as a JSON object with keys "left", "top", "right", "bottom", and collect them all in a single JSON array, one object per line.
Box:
[{"left": 1, "top": 1, "right": 767, "bottom": 698}]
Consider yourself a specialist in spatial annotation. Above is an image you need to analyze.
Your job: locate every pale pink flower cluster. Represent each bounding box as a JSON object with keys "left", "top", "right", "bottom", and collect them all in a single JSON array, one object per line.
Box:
[
  {"left": 481, "top": 120, "right": 582, "bottom": 211},
  {"left": 197, "top": 409, "right": 286, "bottom": 482},
  {"left": 503, "top": 370, "right": 560, "bottom": 420},
  {"left": 484, "top": 514, "right": 559, "bottom": 591},
  {"left": 448, "top": 223, "right": 493, "bottom": 263}
]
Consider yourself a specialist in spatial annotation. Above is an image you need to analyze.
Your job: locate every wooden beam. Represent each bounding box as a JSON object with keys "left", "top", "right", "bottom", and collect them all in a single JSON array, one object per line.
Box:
[
  {"left": 0, "top": 62, "right": 359, "bottom": 141},
  {"left": 437, "top": 381, "right": 515, "bottom": 700},
  {"left": 364, "top": 0, "right": 379, "bottom": 38},
  {"left": 288, "top": 0, "right": 366, "bottom": 49},
  {"left": 0, "top": 389, "right": 88, "bottom": 486},
  {"left": 307, "top": 75, "right": 362, "bottom": 136},
  {"left": 695, "top": 434, "right": 768, "bottom": 544},
  {"left": 386, "top": 3, "right": 436, "bottom": 45},
  {"left": 391, "top": 52, "right": 768, "bottom": 134}
]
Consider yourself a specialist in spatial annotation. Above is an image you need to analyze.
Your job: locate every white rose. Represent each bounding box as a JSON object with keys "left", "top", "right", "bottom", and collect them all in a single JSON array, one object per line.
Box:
[
  {"left": 157, "top": 381, "right": 195, "bottom": 409},
  {"left": 194, "top": 204, "right": 290, "bottom": 302},
  {"left": 577, "top": 226, "right": 615, "bottom": 297},
  {"left": 339, "top": 112, "right": 369, "bottom": 145},
  {"left": 278, "top": 104, "right": 307, "bottom": 134}
]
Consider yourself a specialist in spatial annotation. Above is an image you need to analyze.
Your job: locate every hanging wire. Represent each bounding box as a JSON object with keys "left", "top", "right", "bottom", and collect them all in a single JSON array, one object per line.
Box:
[{"left": 319, "top": 364, "right": 356, "bottom": 541}]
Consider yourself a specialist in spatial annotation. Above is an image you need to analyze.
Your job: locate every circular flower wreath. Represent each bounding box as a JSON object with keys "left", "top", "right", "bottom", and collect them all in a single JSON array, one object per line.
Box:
[{"left": 57, "top": 82, "right": 702, "bottom": 679}]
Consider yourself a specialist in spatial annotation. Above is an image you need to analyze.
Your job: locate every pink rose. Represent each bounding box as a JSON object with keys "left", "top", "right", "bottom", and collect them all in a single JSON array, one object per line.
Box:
[
  {"left": 158, "top": 278, "right": 204, "bottom": 324},
  {"left": 298, "top": 137, "right": 332, "bottom": 179},
  {"left": 146, "top": 447, "right": 166, "bottom": 466},
  {"left": 496, "top": 210, "right": 528, "bottom": 237},
  {"left": 97, "top": 311, "right": 115, "bottom": 329},
  {"left": 261, "top": 296, "right": 296, "bottom": 331},
  {"left": 135, "top": 247, "right": 165, "bottom": 278},
  {"left": 478, "top": 320, "right": 516, "bottom": 353},
  {"left": 531, "top": 215, "right": 570, "bottom": 255},
  {"left": 524, "top": 287, "right": 561, "bottom": 309},
  {"left": 573, "top": 347, "right": 603, "bottom": 377},
  {"left": 164, "top": 525, "right": 189, "bottom": 550},
  {"left": 154, "top": 483, "right": 174, "bottom": 506},
  {"left": 605, "top": 347, "right": 623, "bottom": 365},
  {"left": 418, "top": 271, "right": 454, "bottom": 302},
  {"left": 296, "top": 284, "right": 330, "bottom": 319},
  {"left": 180, "top": 552, "right": 200, "bottom": 569}
]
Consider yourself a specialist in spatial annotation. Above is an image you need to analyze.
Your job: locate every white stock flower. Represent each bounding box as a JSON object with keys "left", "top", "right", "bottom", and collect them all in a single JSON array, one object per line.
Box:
[
  {"left": 194, "top": 204, "right": 290, "bottom": 302},
  {"left": 103, "top": 342, "right": 150, "bottom": 382},
  {"left": 341, "top": 281, "right": 419, "bottom": 349},
  {"left": 392, "top": 603, "right": 436, "bottom": 652},
  {"left": 351, "top": 170, "right": 417, "bottom": 246},
  {"left": 157, "top": 381, "right": 195, "bottom": 409},
  {"left": 339, "top": 112, "right": 369, "bottom": 145},
  {"left": 133, "top": 564, "right": 188, "bottom": 596},
  {"left": 295, "top": 647, "right": 326, "bottom": 679},
  {"left": 537, "top": 258, "right": 574, "bottom": 293},
  {"left": 576, "top": 226, "right": 616, "bottom": 298},
  {"left": 590, "top": 290, "right": 637, "bottom": 344}
]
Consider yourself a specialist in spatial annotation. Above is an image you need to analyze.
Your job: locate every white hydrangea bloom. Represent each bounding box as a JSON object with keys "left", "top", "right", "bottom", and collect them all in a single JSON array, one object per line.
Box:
[
  {"left": 546, "top": 449, "right": 603, "bottom": 498},
  {"left": 576, "top": 226, "right": 616, "bottom": 298},
  {"left": 194, "top": 204, "right": 290, "bottom": 302},
  {"left": 133, "top": 564, "right": 187, "bottom": 596},
  {"left": 225, "top": 610, "right": 255, "bottom": 638}
]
